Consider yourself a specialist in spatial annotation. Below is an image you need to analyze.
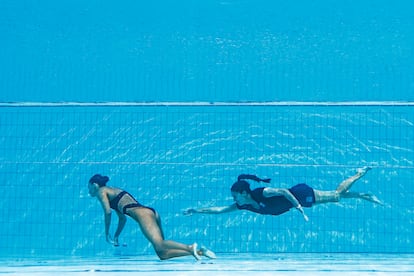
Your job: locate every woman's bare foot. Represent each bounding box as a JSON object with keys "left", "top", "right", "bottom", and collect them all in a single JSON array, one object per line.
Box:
[
  {"left": 357, "top": 166, "right": 371, "bottom": 177},
  {"left": 359, "top": 193, "right": 384, "bottom": 205}
]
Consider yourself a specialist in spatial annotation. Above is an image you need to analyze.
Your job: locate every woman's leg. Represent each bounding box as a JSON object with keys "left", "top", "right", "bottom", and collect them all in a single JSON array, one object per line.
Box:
[
  {"left": 341, "top": 191, "right": 383, "bottom": 205},
  {"left": 128, "top": 208, "right": 199, "bottom": 260},
  {"left": 314, "top": 167, "right": 370, "bottom": 204},
  {"left": 314, "top": 167, "right": 382, "bottom": 205},
  {"left": 153, "top": 211, "right": 165, "bottom": 240},
  {"left": 313, "top": 190, "right": 340, "bottom": 204},
  {"left": 335, "top": 166, "right": 371, "bottom": 194}
]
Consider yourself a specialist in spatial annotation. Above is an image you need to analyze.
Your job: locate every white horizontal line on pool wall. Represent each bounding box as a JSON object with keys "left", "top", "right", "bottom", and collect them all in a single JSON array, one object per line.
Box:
[{"left": 1, "top": 101, "right": 414, "bottom": 107}]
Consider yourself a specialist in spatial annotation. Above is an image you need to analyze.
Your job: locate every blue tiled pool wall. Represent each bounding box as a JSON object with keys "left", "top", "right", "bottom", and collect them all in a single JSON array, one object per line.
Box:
[{"left": 0, "top": 105, "right": 412, "bottom": 257}]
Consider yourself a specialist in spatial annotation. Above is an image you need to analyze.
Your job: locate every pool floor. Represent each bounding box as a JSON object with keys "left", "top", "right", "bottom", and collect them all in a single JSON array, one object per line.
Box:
[{"left": 1, "top": 253, "right": 413, "bottom": 275}]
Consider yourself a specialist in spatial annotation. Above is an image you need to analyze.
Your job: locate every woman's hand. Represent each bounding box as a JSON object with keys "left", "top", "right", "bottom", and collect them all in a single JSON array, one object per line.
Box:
[
  {"left": 106, "top": 234, "right": 115, "bottom": 245},
  {"left": 296, "top": 205, "right": 309, "bottom": 222},
  {"left": 183, "top": 208, "right": 197, "bottom": 216},
  {"left": 113, "top": 236, "right": 120, "bottom": 247},
  {"left": 106, "top": 234, "right": 120, "bottom": 246},
  {"left": 183, "top": 205, "right": 237, "bottom": 215}
]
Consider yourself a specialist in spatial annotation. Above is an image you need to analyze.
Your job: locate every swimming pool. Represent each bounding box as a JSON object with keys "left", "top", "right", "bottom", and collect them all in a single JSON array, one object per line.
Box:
[{"left": 0, "top": 103, "right": 412, "bottom": 257}]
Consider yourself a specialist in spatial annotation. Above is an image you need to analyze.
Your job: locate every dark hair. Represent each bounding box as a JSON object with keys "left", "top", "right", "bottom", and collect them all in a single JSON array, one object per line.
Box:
[
  {"left": 89, "top": 174, "right": 109, "bottom": 187},
  {"left": 231, "top": 174, "right": 271, "bottom": 194},
  {"left": 231, "top": 180, "right": 252, "bottom": 193}
]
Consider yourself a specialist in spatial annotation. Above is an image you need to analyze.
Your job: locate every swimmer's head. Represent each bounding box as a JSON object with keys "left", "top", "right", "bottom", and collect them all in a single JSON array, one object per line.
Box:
[
  {"left": 88, "top": 174, "right": 109, "bottom": 197},
  {"left": 231, "top": 174, "right": 270, "bottom": 194},
  {"left": 230, "top": 180, "right": 251, "bottom": 194},
  {"left": 89, "top": 174, "right": 109, "bottom": 187},
  {"left": 230, "top": 174, "right": 271, "bottom": 205},
  {"left": 231, "top": 180, "right": 252, "bottom": 205}
]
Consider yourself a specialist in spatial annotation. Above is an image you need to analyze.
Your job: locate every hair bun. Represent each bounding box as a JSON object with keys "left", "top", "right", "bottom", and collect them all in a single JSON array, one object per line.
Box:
[{"left": 89, "top": 174, "right": 110, "bottom": 187}]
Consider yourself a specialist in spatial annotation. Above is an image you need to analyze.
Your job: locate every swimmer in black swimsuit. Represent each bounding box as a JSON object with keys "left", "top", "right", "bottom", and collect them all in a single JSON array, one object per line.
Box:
[
  {"left": 184, "top": 167, "right": 382, "bottom": 221},
  {"left": 88, "top": 174, "right": 215, "bottom": 260}
]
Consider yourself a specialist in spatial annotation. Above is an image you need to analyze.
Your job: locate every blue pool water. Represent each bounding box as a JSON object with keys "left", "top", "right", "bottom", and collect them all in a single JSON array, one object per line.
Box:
[
  {"left": 1, "top": 1, "right": 414, "bottom": 102},
  {"left": 1, "top": 0, "right": 414, "bottom": 274},
  {"left": 0, "top": 104, "right": 412, "bottom": 258}
]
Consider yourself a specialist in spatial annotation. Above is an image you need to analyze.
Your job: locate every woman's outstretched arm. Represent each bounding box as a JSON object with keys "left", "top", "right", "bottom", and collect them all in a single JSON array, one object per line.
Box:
[{"left": 183, "top": 204, "right": 238, "bottom": 215}]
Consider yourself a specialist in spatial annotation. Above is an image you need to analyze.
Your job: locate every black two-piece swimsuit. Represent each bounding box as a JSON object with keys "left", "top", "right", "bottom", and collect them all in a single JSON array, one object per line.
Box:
[{"left": 109, "top": 191, "right": 156, "bottom": 216}]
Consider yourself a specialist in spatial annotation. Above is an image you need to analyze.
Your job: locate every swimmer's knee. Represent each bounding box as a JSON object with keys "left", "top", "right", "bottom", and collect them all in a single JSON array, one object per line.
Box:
[
  {"left": 156, "top": 252, "right": 169, "bottom": 260},
  {"left": 154, "top": 246, "right": 169, "bottom": 260}
]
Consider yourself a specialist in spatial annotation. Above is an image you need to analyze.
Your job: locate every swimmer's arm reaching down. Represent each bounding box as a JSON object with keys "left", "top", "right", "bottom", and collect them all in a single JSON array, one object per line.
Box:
[
  {"left": 95, "top": 188, "right": 126, "bottom": 246},
  {"left": 263, "top": 187, "right": 309, "bottom": 221},
  {"left": 183, "top": 204, "right": 238, "bottom": 215},
  {"left": 95, "top": 189, "right": 116, "bottom": 243},
  {"left": 112, "top": 210, "right": 127, "bottom": 246}
]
